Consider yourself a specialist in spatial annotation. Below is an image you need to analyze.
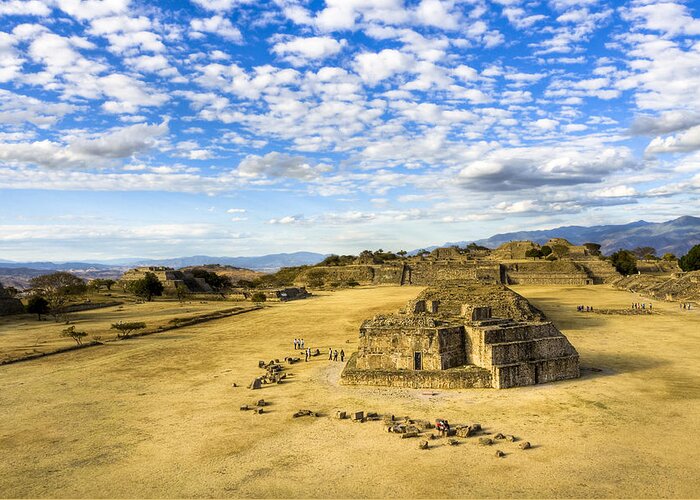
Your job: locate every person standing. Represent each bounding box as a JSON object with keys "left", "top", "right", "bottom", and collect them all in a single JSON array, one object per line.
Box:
[
  {"left": 329, "top": 347, "right": 333, "bottom": 360},
  {"left": 340, "top": 349, "right": 345, "bottom": 362},
  {"left": 304, "top": 348, "right": 309, "bottom": 362},
  {"left": 333, "top": 350, "right": 338, "bottom": 361},
  {"left": 293, "top": 338, "right": 298, "bottom": 350}
]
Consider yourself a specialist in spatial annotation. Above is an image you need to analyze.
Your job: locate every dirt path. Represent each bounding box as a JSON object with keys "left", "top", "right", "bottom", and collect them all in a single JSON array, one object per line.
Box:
[{"left": 0, "top": 285, "right": 698, "bottom": 498}]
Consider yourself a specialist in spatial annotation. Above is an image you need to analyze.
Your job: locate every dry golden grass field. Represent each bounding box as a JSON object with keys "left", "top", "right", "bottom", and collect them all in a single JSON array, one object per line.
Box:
[
  {"left": 0, "top": 297, "right": 245, "bottom": 363},
  {"left": 0, "top": 285, "right": 698, "bottom": 498}
]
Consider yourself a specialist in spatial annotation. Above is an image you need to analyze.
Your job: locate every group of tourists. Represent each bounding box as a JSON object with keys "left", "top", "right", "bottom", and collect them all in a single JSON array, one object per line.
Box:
[
  {"left": 632, "top": 303, "right": 652, "bottom": 310},
  {"left": 293, "top": 339, "right": 345, "bottom": 363},
  {"left": 577, "top": 305, "right": 594, "bottom": 312},
  {"left": 681, "top": 303, "right": 693, "bottom": 310},
  {"left": 328, "top": 347, "right": 344, "bottom": 362}
]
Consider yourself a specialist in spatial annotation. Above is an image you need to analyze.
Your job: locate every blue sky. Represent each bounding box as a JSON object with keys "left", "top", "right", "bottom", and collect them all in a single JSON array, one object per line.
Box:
[{"left": 0, "top": 0, "right": 699, "bottom": 261}]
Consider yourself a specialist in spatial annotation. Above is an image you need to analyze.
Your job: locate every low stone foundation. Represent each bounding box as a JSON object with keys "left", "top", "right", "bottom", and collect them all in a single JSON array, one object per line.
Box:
[{"left": 341, "top": 354, "right": 493, "bottom": 389}]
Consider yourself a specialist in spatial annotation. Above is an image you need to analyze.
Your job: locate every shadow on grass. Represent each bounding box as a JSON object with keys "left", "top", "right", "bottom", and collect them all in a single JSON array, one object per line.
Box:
[{"left": 579, "top": 351, "right": 669, "bottom": 379}]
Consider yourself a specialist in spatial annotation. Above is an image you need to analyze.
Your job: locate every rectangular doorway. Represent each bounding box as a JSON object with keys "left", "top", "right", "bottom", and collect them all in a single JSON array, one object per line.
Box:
[{"left": 414, "top": 351, "right": 422, "bottom": 370}]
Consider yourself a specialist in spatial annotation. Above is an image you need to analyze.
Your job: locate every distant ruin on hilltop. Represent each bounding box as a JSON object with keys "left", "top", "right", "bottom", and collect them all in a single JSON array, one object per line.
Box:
[{"left": 295, "top": 238, "right": 622, "bottom": 288}]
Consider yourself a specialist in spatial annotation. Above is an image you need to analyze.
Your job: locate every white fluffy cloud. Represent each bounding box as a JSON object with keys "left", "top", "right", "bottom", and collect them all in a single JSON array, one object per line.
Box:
[
  {"left": 190, "top": 0, "right": 252, "bottom": 12},
  {"left": 272, "top": 36, "right": 346, "bottom": 65},
  {"left": 646, "top": 125, "right": 700, "bottom": 154},
  {"left": 0, "top": 121, "right": 168, "bottom": 168},
  {"left": 0, "top": 0, "right": 50, "bottom": 16},
  {"left": 236, "top": 152, "right": 332, "bottom": 180},
  {"left": 354, "top": 48, "right": 414, "bottom": 84},
  {"left": 190, "top": 15, "right": 242, "bottom": 42}
]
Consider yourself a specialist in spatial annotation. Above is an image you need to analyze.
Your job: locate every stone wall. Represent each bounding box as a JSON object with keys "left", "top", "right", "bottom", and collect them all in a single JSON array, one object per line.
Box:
[
  {"left": 356, "top": 316, "right": 465, "bottom": 370},
  {"left": 575, "top": 259, "right": 620, "bottom": 284},
  {"left": 504, "top": 261, "right": 592, "bottom": 285},
  {"left": 341, "top": 353, "right": 493, "bottom": 389}
]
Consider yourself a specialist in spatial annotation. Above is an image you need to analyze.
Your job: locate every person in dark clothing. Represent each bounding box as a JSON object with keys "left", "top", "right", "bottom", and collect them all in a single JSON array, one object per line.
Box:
[
  {"left": 340, "top": 349, "right": 345, "bottom": 362},
  {"left": 333, "top": 350, "right": 338, "bottom": 361}
]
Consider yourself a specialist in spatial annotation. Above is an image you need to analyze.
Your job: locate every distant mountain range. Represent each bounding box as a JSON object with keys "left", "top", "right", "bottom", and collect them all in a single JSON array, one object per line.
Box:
[
  {"left": 1, "top": 217, "right": 698, "bottom": 288},
  {"left": 0, "top": 252, "right": 327, "bottom": 274},
  {"left": 449, "top": 216, "right": 700, "bottom": 256}
]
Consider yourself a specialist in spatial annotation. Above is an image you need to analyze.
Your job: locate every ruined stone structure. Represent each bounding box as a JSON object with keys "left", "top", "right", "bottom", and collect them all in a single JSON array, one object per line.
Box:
[
  {"left": 341, "top": 285, "right": 580, "bottom": 389},
  {"left": 256, "top": 287, "right": 310, "bottom": 302},
  {"left": 293, "top": 238, "right": 621, "bottom": 289},
  {"left": 0, "top": 283, "right": 23, "bottom": 316},
  {"left": 119, "top": 267, "right": 213, "bottom": 293}
]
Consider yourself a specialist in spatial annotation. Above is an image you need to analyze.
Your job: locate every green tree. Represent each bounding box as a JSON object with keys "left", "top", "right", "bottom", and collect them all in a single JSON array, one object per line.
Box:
[
  {"left": 551, "top": 244, "right": 570, "bottom": 258},
  {"left": 583, "top": 243, "right": 602, "bottom": 256},
  {"left": 176, "top": 284, "right": 191, "bottom": 303},
  {"left": 662, "top": 253, "right": 677, "bottom": 262},
  {"left": 89, "top": 278, "right": 116, "bottom": 291},
  {"left": 610, "top": 249, "right": 638, "bottom": 276},
  {"left": 540, "top": 245, "right": 553, "bottom": 256},
  {"left": 29, "top": 272, "right": 87, "bottom": 320},
  {"left": 61, "top": 325, "right": 88, "bottom": 345},
  {"left": 26, "top": 295, "right": 49, "bottom": 320},
  {"left": 525, "top": 248, "right": 542, "bottom": 259},
  {"left": 126, "top": 272, "right": 164, "bottom": 301},
  {"left": 250, "top": 292, "right": 267, "bottom": 303},
  {"left": 679, "top": 244, "right": 700, "bottom": 272},
  {"left": 632, "top": 246, "right": 657, "bottom": 260},
  {"left": 110, "top": 321, "right": 147, "bottom": 338}
]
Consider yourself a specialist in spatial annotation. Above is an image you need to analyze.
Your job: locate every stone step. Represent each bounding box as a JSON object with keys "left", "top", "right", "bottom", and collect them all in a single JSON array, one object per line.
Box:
[
  {"left": 480, "top": 322, "right": 560, "bottom": 344},
  {"left": 485, "top": 336, "right": 576, "bottom": 366}
]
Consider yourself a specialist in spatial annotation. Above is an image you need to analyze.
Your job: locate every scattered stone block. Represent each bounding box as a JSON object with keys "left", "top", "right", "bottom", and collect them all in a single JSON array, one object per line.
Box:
[
  {"left": 472, "top": 423, "right": 482, "bottom": 431},
  {"left": 352, "top": 411, "right": 364, "bottom": 421},
  {"left": 418, "top": 440, "right": 429, "bottom": 450},
  {"left": 255, "top": 408, "right": 264, "bottom": 414},
  {"left": 292, "top": 409, "right": 316, "bottom": 418},
  {"left": 519, "top": 441, "right": 531, "bottom": 450},
  {"left": 448, "top": 439, "right": 459, "bottom": 446},
  {"left": 401, "top": 431, "right": 419, "bottom": 439},
  {"left": 495, "top": 433, "right": 505, "bottom": 440},
  {"left": 506, "top": 435, "right": 517, "bottom": 442},
  {"left": 478, "top": 437, "right": 494, "bottom": 446},
  {"left": 249, "top": 378, "right": 262, "bottom": 390},
  {"left": 456, "top": 426, "right": 474, "bottom": 438},
  {"left": 495, "top": 450, "right": 505, "bottom": 458},
  {"left": 258, "top": 360, "right": 265, "bottom": 368},
  {"left": 256, "top": 399, "right": 267, "bottom": 407},
  {"left": 336, "top": 411, "right": 347, "bottom": 419},
  {"left": 239, "top": 404, "right": 250, "bottom": 411}
]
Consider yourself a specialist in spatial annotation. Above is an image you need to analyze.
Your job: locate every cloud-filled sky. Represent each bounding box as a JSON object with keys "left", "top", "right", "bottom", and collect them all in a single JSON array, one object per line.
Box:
[{"left": 0, "top": 0, "right": 699, "bottom": 261}]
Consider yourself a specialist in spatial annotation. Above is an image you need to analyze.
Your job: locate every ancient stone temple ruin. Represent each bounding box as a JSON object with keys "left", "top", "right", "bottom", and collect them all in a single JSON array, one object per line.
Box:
[
  {"left": 0, "top": 283, "right": 24, "bottom": 316},
  {"left": 341, "top": 285, "right": 579, "bottom": 389}
]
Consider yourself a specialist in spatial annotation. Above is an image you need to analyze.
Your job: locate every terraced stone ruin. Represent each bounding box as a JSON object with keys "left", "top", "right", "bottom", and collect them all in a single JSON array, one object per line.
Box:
[
  {"left": 119, "top": 267, "right": 215, "bottom": 293},
  {"left": 294, "top": 238, "right": 619, "bottom": 288},
  {"left": 341, "top": 284, "right": 580, "bottom": 389}
]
